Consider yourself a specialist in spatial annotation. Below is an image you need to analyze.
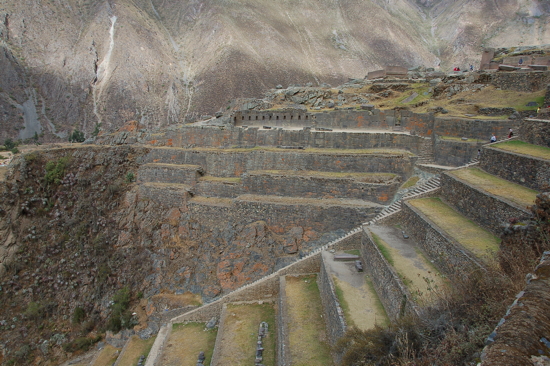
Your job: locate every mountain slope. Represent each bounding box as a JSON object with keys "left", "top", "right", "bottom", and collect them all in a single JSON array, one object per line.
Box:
[{"left": 0, "top": 0, "right": 548, "bottom": 140}]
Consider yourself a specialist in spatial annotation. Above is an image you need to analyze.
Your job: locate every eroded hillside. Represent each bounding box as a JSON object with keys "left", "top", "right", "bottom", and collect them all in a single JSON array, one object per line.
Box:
[{"left": 0, "top": 0, "right": 549, "bottom": 140}]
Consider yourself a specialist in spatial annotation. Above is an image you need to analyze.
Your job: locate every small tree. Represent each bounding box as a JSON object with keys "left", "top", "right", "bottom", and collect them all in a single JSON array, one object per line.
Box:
[{"left": 69, "top": 130, "right": 85, "bottom": 143}]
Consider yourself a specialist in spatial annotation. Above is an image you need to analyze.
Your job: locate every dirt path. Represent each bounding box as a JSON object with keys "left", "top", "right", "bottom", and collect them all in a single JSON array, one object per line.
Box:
[
  {"left": 369, "top": 224, "right": 447, "bottom": 304},
  {"left": 322, "top": 251, "right": 388, "bottom": 330}
]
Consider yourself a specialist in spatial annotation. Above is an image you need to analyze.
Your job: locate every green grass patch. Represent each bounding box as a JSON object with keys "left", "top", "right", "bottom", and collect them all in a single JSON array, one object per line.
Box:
[
  {"left": 364, "top": 276, "right": 390, "bottom": 328},
  {"left": 286, "top": 274, "right": 333, "bottom": 366},
  {"left": 400, "top": 176, "right": 419, "bottom": 189},
  {"left": 450, "top": 167, "right": 538, "bottom": 206},
  {"left": 409, "top": 197, "right": 500, "bottom": 259},
  {"left": 492, "top": 140, "right": 550, "bottom": 160},
  {"left": 164, "top": 322, "right": 217, "bottom": 366},
  {"left": 109, "top": 336, "right": 156, "bottom": 366},
  {"left": 371, "top": 233, "right": 394, "bottom": 265},
  {"left": 333, "top": 277, "right": 354, "bottom": 327},
  {"left": 344, "top": 249, "right": 361, "bottom": 256}
]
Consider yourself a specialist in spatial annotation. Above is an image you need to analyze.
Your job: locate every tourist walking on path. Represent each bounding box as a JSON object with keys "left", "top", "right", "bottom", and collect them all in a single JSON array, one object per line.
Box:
[{"left": 508, "top": 129, "right": 513, "bottom": 138}]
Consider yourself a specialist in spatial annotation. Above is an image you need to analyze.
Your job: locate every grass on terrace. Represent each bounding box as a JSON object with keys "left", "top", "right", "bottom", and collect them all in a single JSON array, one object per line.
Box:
[
  {"left": 409, "top": 197, "right": 500, "bottom": 259},
  {"left": 248, "top": 170, "right": 397, "bottom": 183},
  {"left": 491, "top": 140, "right": 550, "bottom": 160},
  {"left": 159, "top": 322, "right": 217, "bottom": 366},
  {"left": 216, "top": 303, "right": 276, "bottom": 366},
  {"left": 236, "top": 194, "right": 379, "bottom": 207},
  {"left": 199, "top": 175, "right": 242, "bottom": 183},
  {"left": 286, "top": 274, "right": 333, "bottom": 366},
  {"left": 439, "top": 136, "right": 484, "bottom": 143},
  {"left": 400, "top": 176, "right": 420, "bottom": 189},
  {"left": 449, "top": 167, "right": 538, "bottom": 207},
  {"left": 114, "top": 335, "right": 156, "bottom": 366}
]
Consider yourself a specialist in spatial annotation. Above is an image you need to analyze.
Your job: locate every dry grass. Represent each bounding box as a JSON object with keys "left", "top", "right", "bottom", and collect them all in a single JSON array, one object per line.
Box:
[
  {"left": 142, "top": 163, "right": 202, "bottom": 169},
  {"left": 216, "top": 303, "right": 276, "bottom": 365},
  {"left": 198, "top": 176, "right": 242, "bottom": 183},
  {"left": 159, "top": 322, "right": 217, "bottom": 366},
  {"left": 0, "top": 166, "right": 7, "bottom": 181},
  {"left": 409, "top": 197, "right": 500, "bottom": 259},
  {"left": 450, "top": 167, "right": 538, "bottom": 207},
  {"left": 151, "top": 146, "right": 411, "bottom": 155},
  {"left": 492, "top": 140, "right": 550, "bottom": 160},
  {"left": 248, "top": 170, "right": 397, "bottom": 183},
  {"left": 285, "top": 275, "right": 333, "bottom": 366},
  {"left": 115, "top": 335, "right": 156, "bottom": 366},
  {"left": 91, "top": 345, "right": 121, "bottom": 366},
  {"left": 439, "top": 136, "right": 484, "bottom": 143}
]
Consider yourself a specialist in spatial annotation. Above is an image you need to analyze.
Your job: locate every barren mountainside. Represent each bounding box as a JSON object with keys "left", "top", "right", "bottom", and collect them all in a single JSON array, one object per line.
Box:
[{"left": 0, "top": 0, "right": 549, "bottom": 139}]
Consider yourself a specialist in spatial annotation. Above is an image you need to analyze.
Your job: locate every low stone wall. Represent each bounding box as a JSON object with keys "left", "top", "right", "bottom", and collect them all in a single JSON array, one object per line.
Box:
[
  {"left": 480, "top": 251, "right": 550, "bottom": 366},
  {"left": 242, "top": 173, "right": 400, "bottom": 204},
  {"left": 480, "top": 146, "right": 550, "bottom": 191},
  {"left": 440, "top": 173, "right": 532, "bottom": 235},
  {"left": 170, "top": 253, "right": 321, "bottom": 324},
  {"left": 318, "top": 252, "right": 347, "bottom": 365},
  {"left": 195, "top": 180, "right": 245, "bottom": 198},
  {"left": 434, "top": 139, "right": 482, "bottom": 167},
  {"left": 489, "top": 71, "right": 550, "bottom": 92},
  {"left": 138, "top": 183, "right": 191, "bottom": 206},
  {"left": 137, "top": 163, "right": 201, "bottom": 185},
  {"left": 361, "top": 228, "right": 418, "bottom": 321},
  {"left": 144, "top": 148, "right": 417, "bottom": 179},
  {"left": 400, "top": 202, "right": 486, "bottom": 280},
  {"left": 520, "top": 119, "right": 550, "bottom": 148}
]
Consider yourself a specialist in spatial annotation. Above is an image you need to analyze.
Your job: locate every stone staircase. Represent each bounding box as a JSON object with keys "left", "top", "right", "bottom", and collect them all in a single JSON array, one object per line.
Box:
[{"left": 366, "top": 175, "right": 441, "bottom": 225}]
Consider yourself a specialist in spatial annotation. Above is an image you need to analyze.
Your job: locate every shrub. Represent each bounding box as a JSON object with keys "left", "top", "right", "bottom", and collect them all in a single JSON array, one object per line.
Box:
[
  {"left": 25, "top": 302, "right": 44, "bottom": 320},
  {"left": 72, "top": 307, "right": 85, "bottom": 324},
  {"left": 44, "top": 156, "right": 70, "bottom": 185},
  {"left": 11, "top": 147, "right": 19, "bottom": 154},
  {"left": 125, "top": 172, "right": 135, "bottom": 183},
  {"left": 4, "top": 138, "right": 15, "bottom": 150},
  {"left": 63, "top": 335, "right": 102, "bottom": 352},
  {"left": 68, "top": 129, "right": 85, "bottom": 143},
  {"left": 106, "top": 287, "right": 134, "bottom": 332}
]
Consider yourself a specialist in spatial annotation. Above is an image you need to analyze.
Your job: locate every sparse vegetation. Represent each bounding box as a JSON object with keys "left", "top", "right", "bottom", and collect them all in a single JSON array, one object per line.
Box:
[
  {"left": 44, "top": 156, "right": 70, "bottom": 185},
  {"left": 106, "top": 287, "right": 134, "bottom": 332}
]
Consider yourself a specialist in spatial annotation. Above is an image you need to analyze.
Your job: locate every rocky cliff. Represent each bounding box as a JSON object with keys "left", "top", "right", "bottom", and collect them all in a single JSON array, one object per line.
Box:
[{"left": 0, "top": 0, "right": 549, "bottom": 140}]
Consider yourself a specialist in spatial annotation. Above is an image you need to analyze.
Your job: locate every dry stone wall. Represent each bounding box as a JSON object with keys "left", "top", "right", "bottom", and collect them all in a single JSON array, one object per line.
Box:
[
  {"left": 318, "top": 252, "right": 347, "bottom": 365},
  {"left": 520, "top": 119, "right": 550, "bottom": 148},
  {"left": 440, "top": 173, "right": 532, "bottom": 235},
  {"left": 400, "top": 202, "right": 486, "bottom": 280},
  {"left": 434, "top": 139, "right": 482, "bottom": 166},
  {"left": 137, "top": 163, "right": 202, "bottom": 185},
  {"left": 480, "top": 146, "right": 550, "bottom": 191},
  {"left": 242, "top": 173, "right": 400, "bottom": 204},
  {"left": 145, "top": 148, "right": 417, "bottom": 179},
  {"left": 361, "top": 228, "right": 418, "bottom": 320}
]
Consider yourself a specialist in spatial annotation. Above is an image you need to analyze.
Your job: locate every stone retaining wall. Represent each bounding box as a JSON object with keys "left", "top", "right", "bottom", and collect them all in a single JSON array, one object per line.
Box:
[
  {"left": 141, "top": 126, "right": 424, "bottom": 152},
  {"left": 519, "top": 119, "right": 550, "bottom": 148},
  {"left": 480, "top": 146, "right": 550, "bottom": 191},
  {"left": 434, "top": 139, "right": 482, "bottom": 166},
  {"left": 440, "top": 173, "right": 532, "bottom": 235},
  {"left": 489, "top": 71, "right": 550, "bottom": 92},
  {"left": 137, "top": 163, "right": 202, "bottom": 185},
  {"left": 209, "top": 304, "right": 228, "bottom": 366},
  {"left": 195, "top": 180, "right": 245, "bottom": 198},
  {"left": 400, "top": 202, "right": 486, "bottom": 280},
  {"left": 242, "top": 173, "right": 400, "bottom": 204},
  {"left": 318, "top": 252, "right": 347, "bottom": 365},
  {"left": 138, "top": 183, "right": 191, "bottom": 207},
  {"left": 361, "top": 228, "right": 418, "bottom": 320},
  {"left": 145, "top": 148, "right": 417, "bottom": 179}
]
